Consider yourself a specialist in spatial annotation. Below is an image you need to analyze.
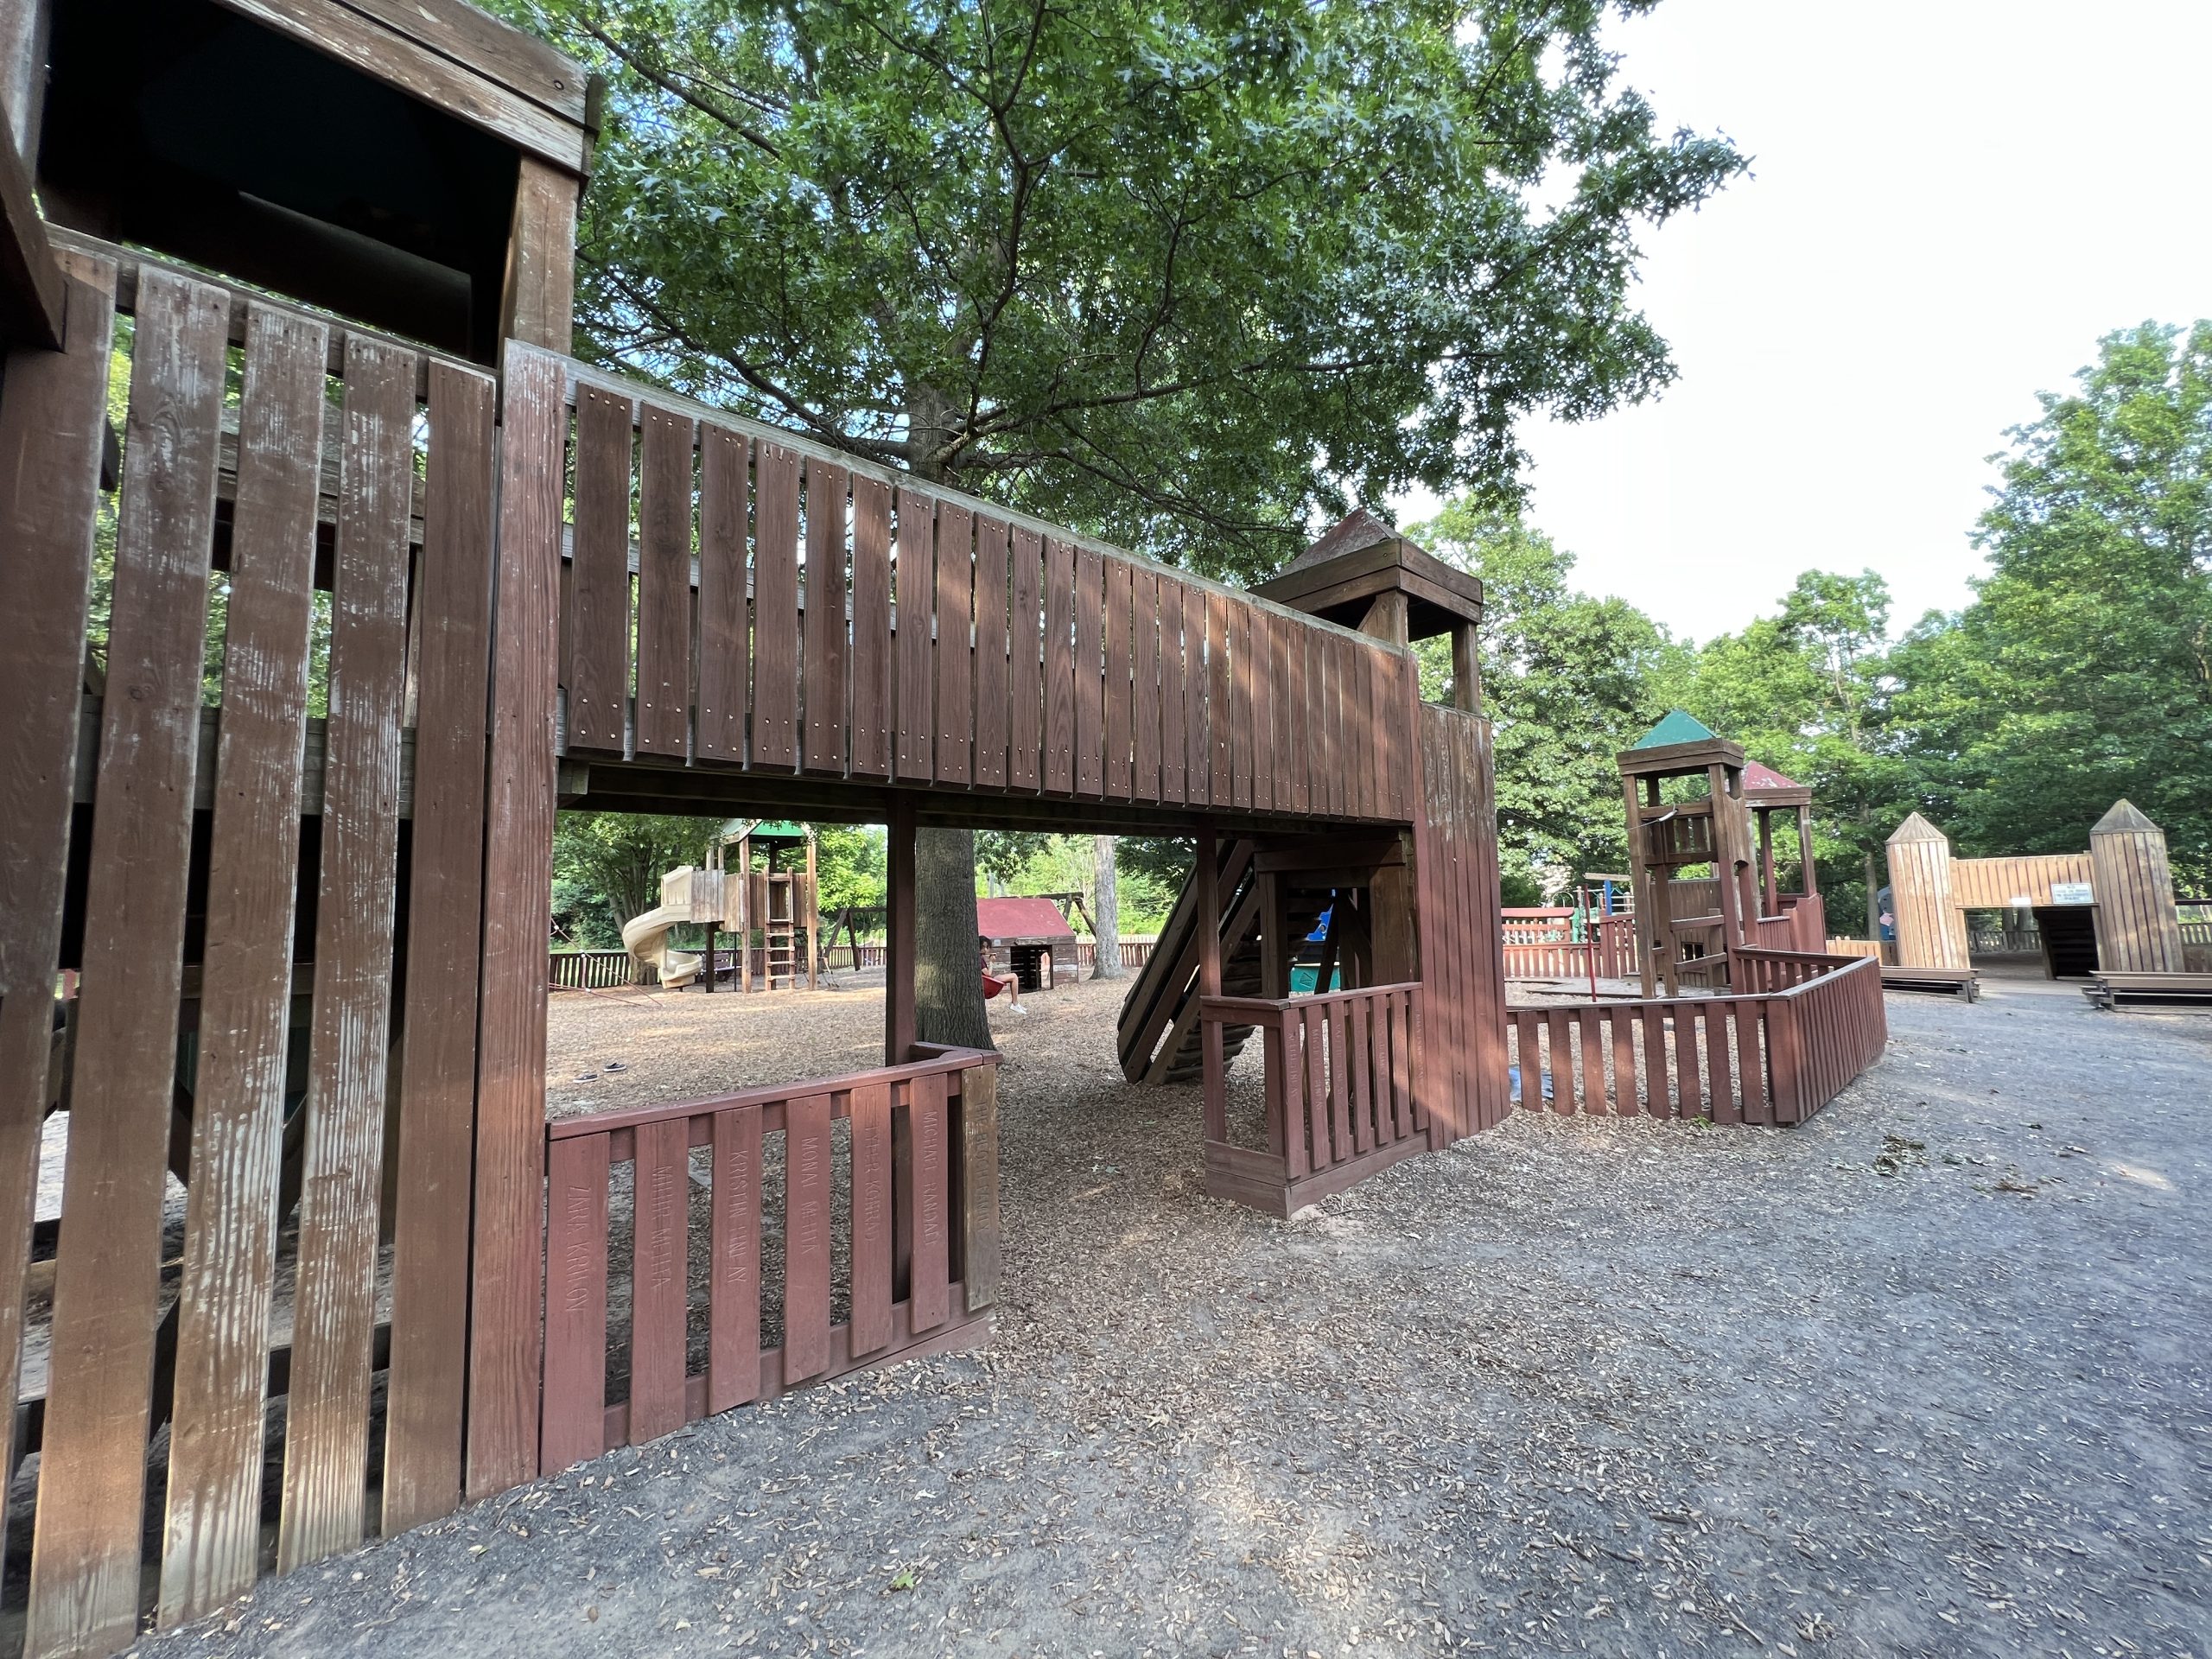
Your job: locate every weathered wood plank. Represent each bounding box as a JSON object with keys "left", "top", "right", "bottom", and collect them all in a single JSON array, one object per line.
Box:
[
  {"left": 566, "top": 385, "right": 632, "bottom": 754},
  {"left": 783, "top": 1093, "right": 834, "bottom": 1382},
  {"left": 707, "top": 1104, "right": 762, "bottom": 1412},
  {"left": 961, "top": 1063, "right": 1001, "bottom": 1313},
  {"left": 1159, "top": 575, "right": 1186, "bottom": 805},
  {"left": 1105, "top": 557, "right": 1133, "bottom": 798},
  {"left": 1044, "top": 538, "right": 1075, "bottom": 794},
  {"left": 803, "top": 460, "right": 849, "bottom": 774},
  {"left": 541, "top": 1135, "right": 610, "bottom": 1471},
  {"left": 1007, "top": 527, "right": 1041, "bottom": 791},
  {"left": 895, "top": 489, "right": 934, "bottom": 783},
  {"left": 695, "top": 426, "right": 747, "bottom": 765},
  {"left": 1183, "top": 580, "right": 1209, "bottom": 804},
  {"left": 159, "top": 304, "right": 328, "bottom": 1625},
  {"left": 972, "top": 518, "right": 1009, "bottom": 788},
  {"left": 465, "top": 341, "right": 566, "bottom": 1500},
  {"left": 278, "top": 335, "right": 416, "bottom": 1576},
  {"left": 1132, "top": 568, "right": 1160, "bottom": 802},
  {"left": 25, "top": 267, "right": 226, "bottom": 1659},
  {"left": 1074, "top": 548, "right": 1103, "bottom": 796},
  {"left": 934, "top": 503, "right": 974, "bottom": 785},
  {"left": 751, "top": 444, "right": 801, "bottom": 771},
  {"left": 0, "top": 259, "right": 114, "bottom": 1580},
  {"left": 849, "top": 1083, "right": 893, "bottom": 1354},
  {"left": 633, "top": 405, "right": 693, "bottom": 756},
  {"left": 849, "top": 475, "right": 893, "bottom": 778},
  {"left": 908, "top": 1072, "right": 950, "bottom": 1330},
  {"left": 627, "top": 1118, "right": 690, "bottom": 1444}
]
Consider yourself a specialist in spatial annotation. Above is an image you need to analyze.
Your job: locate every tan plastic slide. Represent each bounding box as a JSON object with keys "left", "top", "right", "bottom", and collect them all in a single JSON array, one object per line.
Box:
[{"left": 621, "top": 865, "right": 725, "bottom": 989}]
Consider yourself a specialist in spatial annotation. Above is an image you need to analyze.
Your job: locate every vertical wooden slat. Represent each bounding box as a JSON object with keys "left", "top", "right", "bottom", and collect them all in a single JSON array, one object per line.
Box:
[
  {"left": 849, "top": 1084, "right": 893, "bottom": 1354},
  {"left": 465, "top": 341, "right": 565, "bottom": 1501},
  {"left": 277, "top": 336, "right": 416, "bottom": 1575},
  {"left": 1207, "top": 591, "right": 1232, "bottom": 809},
  {"left": 1303, "top": 1005, "right": 1332, "bottom": 1166},
  {"left": 1270, "top": 612, "right": 1294, "bottom": 811},
  {"left": 934, "top": 503, "right": 974, "bottom": 785},
  {"left": 1541, "top": 1008, "right": 1571, "bottom": 1116},
  {"left": 961, "top": 1061, "right": 1001, "bottom": 1313},
  {"left": 1007, "top": 527, "right": 1042, "bottom": 791},
  {"left": 1675, "top": 1007, "right": 1702, "bottom": 1120},
  {"left": 1044, "top": 538, "right": 1075, "bottom": 793},
  {"left": 695, "top": 426, "right": 748, "bottom": 765},
  {"left": 1105, "top": 557, "right": 1133, "bottom": 798},
  {"left": 1641, "top": 1005, "right": 1668, "bottom": 1118},
  {"left": 1610, "top": 1005, "right": 1638, "bottom": 1117},
  {"left": 29, "top": 266, "right": 223, "bottom": 1659},
  {"left": 626, "top": 1118, "right": 689, "bottom": 1442},
  {"left": 540, "top": 1135, "right": 610, "bottom": 1471},
  {"left": 1705, "top": 1000, "right": 1736, "bottom": 1124},
  {"left": 907, "top": 1072, "right": 950, "bottom": 1329},
  {"left": 803, "top": 460, "right": 850, "bottom": 773},
  {"left": 1392, "top": 989, "right": 1415, "bottom": 1139},
  {"left": 751, "top": 443, "right": 801, "bottom": 770},
  {"left": 1286, "top": 622, "right": 1310, "bottom": 813},
  {"left": 1268, "top": 1022, "right": 1302, "bottom": 1178},
  {"left": 894, "top": 488, "right": 935, "bottom": 782},
  {"left": 1132, "top": 567, "right": 1160, "bottom": 801},
  {"left": 848, "top": 475, "right": 893, "bottom": 777},
  {"left": 1737, "top": 1000, "right": 1769, "bottom": 1125},
  {"left": 567, "top": 387, "right": 632, "bottom": 754},
  {"left": 1073, "top": 547, "right": 1103, "bottom": 796},
  {"left": 1184, "top": 581, "right": 1210, "bottom": 804},
  {"left": 1230, "top": 602, "right": 1254, "bottom": 810},
  {"left": 1348, "top": 997, "right": 1375, "bottom": 1154},
  {"left": 157, "top": 304, "right": 327, "bottom": 1624},
  {"left": 1578, "top": 1007, "right": 1605, "bottom": 1116},
  {"left": 973, "top": 518, "right": 1009, "bottom": 788},
  {"left": 0, "top": 259, "right": 115, "bottom": 1581},
  {"left": 1513, "top": 1010, "right": 1543, "bottom": 1110},
  {"left": 633, "top": 406, "right": 693, "bottom": 755},
  {"left": 784, "top": 1092, "right": 834, "bottom": 1381},
  {"left": 707, "top": 1104, "right": 762, "bottom": 1412},
  {"left": 1158, "top": 575, "right": 1186, "bottom": 804}
]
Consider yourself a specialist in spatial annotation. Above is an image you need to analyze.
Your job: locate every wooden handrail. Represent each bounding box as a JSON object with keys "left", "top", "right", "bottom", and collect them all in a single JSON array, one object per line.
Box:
[{"left": 548, "top": 1046, "right": 996, "bottom": 1139}]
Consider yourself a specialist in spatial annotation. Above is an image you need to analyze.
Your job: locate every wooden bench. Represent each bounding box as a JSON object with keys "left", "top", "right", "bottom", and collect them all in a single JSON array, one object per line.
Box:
[
  {"left": 1880, "top": 966, "right": 1979, "bottom": 1002},
  {"left": 2084, "top": 972, "right": 2212, "bottom": 1010}
]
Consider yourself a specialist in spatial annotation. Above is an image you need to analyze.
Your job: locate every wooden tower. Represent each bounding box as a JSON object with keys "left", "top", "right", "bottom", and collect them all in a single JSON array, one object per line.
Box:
[
  {"left": 2088, "top": 800, "right": 2185, "bottom": 973},
  {"left": 1885, "top": 812, "right": 1970, "bottom": 971},
  {"left": 1618, "top": 711, "right": 1757, "bottom": 995}
]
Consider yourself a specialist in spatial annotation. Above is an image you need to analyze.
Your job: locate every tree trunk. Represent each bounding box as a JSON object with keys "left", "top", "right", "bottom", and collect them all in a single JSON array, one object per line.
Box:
[
  {"left": 1090, "top": 835, "right": 1124, "bottom": 979},
  {"left": 915, "top": 826, "right": 993, "bottom": 1049},
  {"left": 1864, "top": 850, "right": 1880, "bottom": 943}
]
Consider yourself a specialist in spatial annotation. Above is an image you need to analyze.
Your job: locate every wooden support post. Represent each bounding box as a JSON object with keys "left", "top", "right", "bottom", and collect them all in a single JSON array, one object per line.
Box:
[
  {"left": 1198, "top": 824, "right": 1224, "bottom": 1143},
  {"left": 806, "top": 834, "right": 821, "bottom": 989},
  {"left": 887, "top": 798, "right": 918, "bottom": 1065},
  {"left": 1758, "top": 808, "right": 1777, "bottom": 915},
  {"left": 1450, "top": 623, "right": 1482, "bottom": 715},
  {"left": 1357, "top": 590, "right": 1409, "bottom": 648},
  {"left": 738, "top": 833, "right": 753, "bottom": 992},
  {"left": 1258, "top": 871, "right": 1287, "bottom": 999},
  {"left": 1796, "top": 804, "right": 1819, "bottom": 899},
  {"left": 499, "top": 158, "right": 579, "bottom": 352}
]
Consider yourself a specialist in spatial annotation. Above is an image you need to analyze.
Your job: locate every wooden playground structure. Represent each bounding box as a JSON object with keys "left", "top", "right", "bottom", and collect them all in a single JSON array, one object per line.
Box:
[
  {"left": 0, "top": 3, "right": 1891, "bottom": 1652},
  {"left": 1879, "top": 803, "right": 2210, "bottom": 1008}
]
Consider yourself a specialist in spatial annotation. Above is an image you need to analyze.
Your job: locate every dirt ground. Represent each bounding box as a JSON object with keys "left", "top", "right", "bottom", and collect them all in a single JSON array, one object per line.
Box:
[{"left": 137, "top": 968, "right": 2211, "bottom": 1658}]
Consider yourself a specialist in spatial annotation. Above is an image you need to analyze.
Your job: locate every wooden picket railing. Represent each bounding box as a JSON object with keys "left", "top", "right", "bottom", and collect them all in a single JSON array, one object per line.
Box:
[
  {"left": 1499, "top": 912, "right": 1634, "bottom": 980},
  {"left": 1198, "top": 982, "right": 1426, "bottom": 1216},
  {"left": 541, "top": 1046, "right": 999, "bottom": 1469},
  {"left": 1503, "top": 952, "right": 1884, "bottom": 1126},
  {"left": 537, "top": 347, "right": 1419, "bottom": 826},
  {"left": 549, "top": 949, "right": 634, "bottom": 988}
]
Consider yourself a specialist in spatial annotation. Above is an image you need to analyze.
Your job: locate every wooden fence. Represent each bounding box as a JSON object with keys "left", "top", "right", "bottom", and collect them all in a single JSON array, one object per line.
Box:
[
  {"left": 1500, "top": 912, "right": 1635, "bottom": 981},
  {"left": 542, "top": 1047, "right": 999, "bottom": 1469},
  {"left": 540, "top": 350, "right": 1417, "bottom": 827},
  {"left": 550, "top": 950, "right": 633, "bottom": 988},
  {"left": 1505, "top": 952, "right": 1885, "bottom": 1126},
  {"left": 1198, "top": 982, "right": 1427, "bottom": 1216}
]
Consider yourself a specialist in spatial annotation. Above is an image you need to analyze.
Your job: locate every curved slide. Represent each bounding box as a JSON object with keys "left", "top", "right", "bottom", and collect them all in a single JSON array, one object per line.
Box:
[{"left": 621, "top": 902, "right": 706, "bottom": 988}]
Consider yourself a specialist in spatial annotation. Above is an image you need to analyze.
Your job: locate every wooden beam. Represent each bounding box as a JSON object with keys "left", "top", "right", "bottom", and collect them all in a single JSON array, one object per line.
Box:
[
  {"left": 886, "top": 796, "right": 917, "bottom": 1064},
  {"left": 499, "top": 157, "right": 578, "bottom": 353},
  {"left": 0, "top": 111, "right": 60, "bottom": 350}
]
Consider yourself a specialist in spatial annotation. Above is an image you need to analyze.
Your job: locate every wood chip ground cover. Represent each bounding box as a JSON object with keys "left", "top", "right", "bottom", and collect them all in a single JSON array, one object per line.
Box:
[{"left": 137, "top": 969, "right": 2212, "bottom": 1657}]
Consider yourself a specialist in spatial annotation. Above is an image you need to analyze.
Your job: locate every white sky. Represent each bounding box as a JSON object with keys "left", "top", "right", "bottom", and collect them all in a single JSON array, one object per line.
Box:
[{"left": 1394, "top": 0, "right": 2212, "bottom": 644}]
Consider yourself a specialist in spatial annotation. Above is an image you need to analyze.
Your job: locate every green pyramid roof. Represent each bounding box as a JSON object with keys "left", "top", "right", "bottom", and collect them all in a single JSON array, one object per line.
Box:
[{"left": 1630, "top": 709, "right": 1719, "bottom": 749}]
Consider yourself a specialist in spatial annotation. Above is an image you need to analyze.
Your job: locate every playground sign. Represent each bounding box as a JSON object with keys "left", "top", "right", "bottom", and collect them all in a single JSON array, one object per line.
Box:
[{"left": 2051, "top": 882, "right": 2094, "bottom": 906}]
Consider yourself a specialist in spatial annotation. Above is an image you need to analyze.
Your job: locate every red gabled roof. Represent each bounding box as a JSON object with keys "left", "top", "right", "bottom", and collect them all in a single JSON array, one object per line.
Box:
[
  {"left": 1744, "top": 760, "right": 1802, "bottom": 792},
  {"left": 975, "top": 896, "right": 1075, "bottom": 942}
]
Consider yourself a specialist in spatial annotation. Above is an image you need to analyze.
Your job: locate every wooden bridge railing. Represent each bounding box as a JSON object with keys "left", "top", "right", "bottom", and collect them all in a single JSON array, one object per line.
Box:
[
  {"left": 541, "top": 1046, "right": 999, "bottom": 1469},
  {"left": 531, "top": 347, "right": 1419, "bottom": 827},
  {"left": 1504, "top": 952, "right": 1884, "bottom": 1126},
  {"left": 1198, "top": 982, "right": 1426, "bottom": 1216}
]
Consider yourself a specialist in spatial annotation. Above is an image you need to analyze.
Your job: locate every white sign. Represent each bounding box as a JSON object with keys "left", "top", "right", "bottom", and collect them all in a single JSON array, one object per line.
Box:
[{"left": 2050, "top": 882, "right": 2094, "bottom": 906}]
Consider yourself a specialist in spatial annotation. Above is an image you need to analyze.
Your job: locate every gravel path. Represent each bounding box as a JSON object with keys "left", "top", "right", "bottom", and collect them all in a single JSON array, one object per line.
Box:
[{"left": 141, "top": 970, "right": 2212, "bottom": 1658}]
